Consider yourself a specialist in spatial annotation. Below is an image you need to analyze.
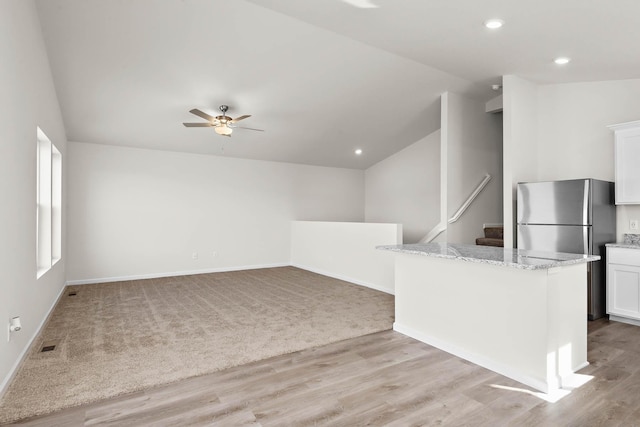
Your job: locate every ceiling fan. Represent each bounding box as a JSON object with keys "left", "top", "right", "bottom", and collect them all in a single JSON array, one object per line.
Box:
[{"left": 183, "top": 105, "right": 264, "bottom": 137}]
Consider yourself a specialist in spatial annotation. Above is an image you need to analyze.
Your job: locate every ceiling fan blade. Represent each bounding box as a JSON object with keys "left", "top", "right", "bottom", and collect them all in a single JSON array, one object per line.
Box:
[
  {"left": 189, "top": 108, "right": 215, "bottom": 121},
  {"left": 183, "top": 122, "right": 213, "bottom": 127},
  {"left": 230, "top": 115, "right": 251, "bottom": 123},
  {"left": 234, "top": 126, "right": 264, "bottom": 132}
]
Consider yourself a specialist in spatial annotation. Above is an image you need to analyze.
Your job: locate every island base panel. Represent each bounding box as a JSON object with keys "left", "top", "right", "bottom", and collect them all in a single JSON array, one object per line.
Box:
[{"left": 393, "top": 253, "right": 587, "bottom": 393}]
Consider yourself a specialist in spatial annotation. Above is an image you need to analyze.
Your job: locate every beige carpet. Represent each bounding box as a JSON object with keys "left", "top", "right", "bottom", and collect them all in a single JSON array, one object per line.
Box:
[{"left": 0, "top": 267, "right": 394, "bottom": 423}]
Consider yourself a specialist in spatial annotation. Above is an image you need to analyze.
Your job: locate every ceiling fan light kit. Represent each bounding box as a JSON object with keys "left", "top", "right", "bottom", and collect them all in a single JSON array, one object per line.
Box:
[
  {"left": 214, "top": 125, "right": 232, "bottom": 136},
  {"left": 183, "top": 105, "right": 263, "bottom": 137}
]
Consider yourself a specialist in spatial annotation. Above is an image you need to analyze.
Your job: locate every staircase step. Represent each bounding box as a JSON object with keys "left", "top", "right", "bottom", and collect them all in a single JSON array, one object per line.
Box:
[
  {"left": 476, "top": 237, "right": 504, "bottom": 247},
  {"left": 484, "top": 226, "right": 504, "bottom": 239}
]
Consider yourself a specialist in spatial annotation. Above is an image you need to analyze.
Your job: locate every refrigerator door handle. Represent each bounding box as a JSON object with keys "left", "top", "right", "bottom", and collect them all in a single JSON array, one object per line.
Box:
[
  {"left": 583, "top": 227, "right": 589, "bottom": 254},
  {"left": 582, "top": 180, "right": 590, "bottom": 225}
]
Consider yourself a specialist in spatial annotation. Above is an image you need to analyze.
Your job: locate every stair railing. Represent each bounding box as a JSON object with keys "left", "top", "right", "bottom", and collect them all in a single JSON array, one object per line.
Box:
[{"left": 419, "top": 173, "right": 492, "bottom": 243}]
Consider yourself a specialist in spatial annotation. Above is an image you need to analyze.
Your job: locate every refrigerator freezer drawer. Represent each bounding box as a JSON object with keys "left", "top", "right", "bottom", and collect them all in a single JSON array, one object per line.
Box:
[
  {"left": 517, "top": 180, "right": 591, "bottom": 225},
  {"left": 517, "top": 224, "right": 591, "bottom": 255}
]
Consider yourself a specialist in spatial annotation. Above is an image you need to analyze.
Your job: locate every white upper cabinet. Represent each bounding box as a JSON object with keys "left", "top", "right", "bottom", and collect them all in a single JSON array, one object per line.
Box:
[{"left": 609, "top": 120, "right": 640, "bottom": 204}]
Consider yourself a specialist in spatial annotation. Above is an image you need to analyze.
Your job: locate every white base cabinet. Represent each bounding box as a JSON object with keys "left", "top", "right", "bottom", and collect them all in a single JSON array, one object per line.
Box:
[{"left": 607, "top": 247, "right": 640, "bottom": 325}]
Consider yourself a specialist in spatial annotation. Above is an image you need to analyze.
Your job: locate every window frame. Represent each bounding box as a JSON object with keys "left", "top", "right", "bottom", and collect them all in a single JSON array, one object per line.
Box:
[{"left": 36, "top": 127, "right": 62, "bottom": 278}]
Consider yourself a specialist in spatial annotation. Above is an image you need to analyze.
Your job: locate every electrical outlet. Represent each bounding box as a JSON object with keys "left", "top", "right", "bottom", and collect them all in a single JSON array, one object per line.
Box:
[
  {"left": 631, "top": 220, "right": 639, "bottom": 231},
  {"left": 7, "top": 317, "right": 21, "bottom": 342},
  {"left": 192, "top": 251, "right": 199, "bottom": 260},
  {"left": 212, "top": 251, "right": 217, "bottom": 258}
]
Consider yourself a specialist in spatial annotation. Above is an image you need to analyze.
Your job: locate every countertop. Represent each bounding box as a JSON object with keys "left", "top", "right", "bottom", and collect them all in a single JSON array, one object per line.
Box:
[
  {"left": 606, "top": 243, "right": 640, "bottom": 249},
  {"left": 606, "top": 233, "right": 640, "bottom": 250},
  {"left": 377, "top": 242, "right": 600, "bottom": 270}
]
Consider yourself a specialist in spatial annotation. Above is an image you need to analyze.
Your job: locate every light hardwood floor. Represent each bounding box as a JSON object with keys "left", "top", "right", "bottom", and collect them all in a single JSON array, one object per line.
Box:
[{"left": 6, "top": 319, "right": 640, "bottom": 426}]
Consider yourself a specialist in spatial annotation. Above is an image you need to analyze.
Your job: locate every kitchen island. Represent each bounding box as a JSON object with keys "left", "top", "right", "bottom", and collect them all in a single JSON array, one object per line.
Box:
[{"left": 378, "top": 243, "right": 599, "bottom": 394}]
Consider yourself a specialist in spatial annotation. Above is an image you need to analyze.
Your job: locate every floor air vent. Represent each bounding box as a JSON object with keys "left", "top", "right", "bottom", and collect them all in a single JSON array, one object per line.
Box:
[
  {"left": 41, "top": 345, "right": 56, "bottom": 353},
  {"left": 68, "top": 291, "right": 77, "bottom": 296}
]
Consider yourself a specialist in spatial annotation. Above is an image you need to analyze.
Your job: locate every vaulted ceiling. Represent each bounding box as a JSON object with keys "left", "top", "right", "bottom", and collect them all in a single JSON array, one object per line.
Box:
[{"left": 36, "top": 0, "right": 640, "bottom": 169}]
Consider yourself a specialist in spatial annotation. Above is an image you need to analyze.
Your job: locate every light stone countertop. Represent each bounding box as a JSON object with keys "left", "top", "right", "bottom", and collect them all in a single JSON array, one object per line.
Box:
[
  {"left": 606, "top": 243, "right": 640, "bottom": 249},
  {"left": 377, "top": 242, "right": 600, "bottom": 270},
  {"left": 606, "top": 233, "right": 640, "bottom": 250}
]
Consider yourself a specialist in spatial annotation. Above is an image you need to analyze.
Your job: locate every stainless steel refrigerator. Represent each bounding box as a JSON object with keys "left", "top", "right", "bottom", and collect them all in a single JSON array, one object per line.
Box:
[{"left": 517, "top": 179, "right": 616, "bottom": 320}]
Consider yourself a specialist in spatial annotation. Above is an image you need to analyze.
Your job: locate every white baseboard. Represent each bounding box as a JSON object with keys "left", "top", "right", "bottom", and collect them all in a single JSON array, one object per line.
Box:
[
  {"left": 393, "top": 322, "right": 554, "bottom": 393},
  {"left": 0, "top": 284, "right": 67, "bottom": 399},
  {"left": 291, "top": 263, "right": 394, "bottom": 295},
  {"left": 66, "top": 263, "right": 290, "bottom": 286},
  {"left": 68, "top": 264, "right": 395, "bottom": 295},
  {"left": 609, "top": 315, "right": 640, "bottom": 327}
]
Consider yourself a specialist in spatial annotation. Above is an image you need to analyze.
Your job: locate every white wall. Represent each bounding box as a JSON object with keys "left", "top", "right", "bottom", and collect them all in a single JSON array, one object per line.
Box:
[
  {"left": 442, "top": 92, "right": 503, "bottom": 244},
  {"left": 0, "top": 0, "right": 68, "bottom": 394},
  {"left": 67, "top": 142, "right": 365, "bottom": 282},
  {"left": 502, "top": 75, "right": 541, "bottom": 247},
  {"left": 291, "top": 221, "right": 402, "bottom": 294},
  {"left": 365, "top": 131, "right": 440, "bottom": 243},
  {"left": 536, "top": 79, "right": 640, "bottom": 242},
  {"left": 504, "top": 76, "right": 640, "bottom": 244}
]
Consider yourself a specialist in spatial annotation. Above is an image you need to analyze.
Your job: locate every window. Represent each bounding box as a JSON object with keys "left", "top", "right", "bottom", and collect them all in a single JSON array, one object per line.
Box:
[{"left": 36, "top": 127, "right": 62, "bottom": 278}]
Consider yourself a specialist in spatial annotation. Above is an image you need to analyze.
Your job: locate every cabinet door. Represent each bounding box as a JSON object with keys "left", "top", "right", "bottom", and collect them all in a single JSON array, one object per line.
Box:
[
  {"left": 611, "top": 121, "right": 640, "bottom": 204},
  {"left": 607, "top": 263, "right": 640, "bottom": 319}
]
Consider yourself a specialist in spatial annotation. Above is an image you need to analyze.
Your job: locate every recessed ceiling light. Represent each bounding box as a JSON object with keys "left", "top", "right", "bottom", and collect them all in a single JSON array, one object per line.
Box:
[
  {"left": 554, "top": 57, "right": 571, "bottom": 65},
  {"left": 354, "top": 149, "right": 363, "bottom": 155},
  {"left": 341, "top": 0, "right": 379, "bottom": 8},
  {"left": 484, "top": 19, "right": 504, "bottom": 29}
]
